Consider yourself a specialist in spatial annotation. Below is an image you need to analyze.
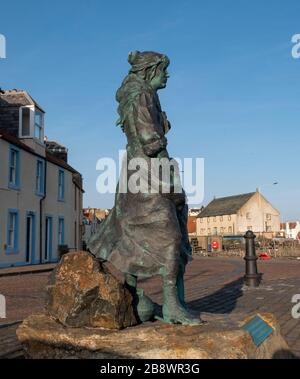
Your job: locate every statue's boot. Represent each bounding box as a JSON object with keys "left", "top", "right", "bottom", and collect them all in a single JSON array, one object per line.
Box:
[
  {"left": 125, "top": 273, "right": 159, "bottom": 322},
  {"left": 162, "top": 279, "right": 205, "bottom": 325}
]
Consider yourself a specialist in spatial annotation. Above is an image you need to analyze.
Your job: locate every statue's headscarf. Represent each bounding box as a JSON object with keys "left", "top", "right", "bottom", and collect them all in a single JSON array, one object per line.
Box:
[
  {"left": 116, "top": 51, "right": 170, "bottom": 130},
  {"left": 128, "top": 51, "right": 169, "bottom": 74}
]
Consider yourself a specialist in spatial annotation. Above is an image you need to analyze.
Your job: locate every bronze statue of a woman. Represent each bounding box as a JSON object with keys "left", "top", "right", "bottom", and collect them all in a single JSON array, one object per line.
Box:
[{"left": 88, "top": 51, "right": 203, "bottom": 325}]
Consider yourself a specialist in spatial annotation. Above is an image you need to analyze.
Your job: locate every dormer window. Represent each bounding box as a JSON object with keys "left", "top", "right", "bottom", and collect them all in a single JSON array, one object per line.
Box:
[
  {"left": 34, "top": 111, "right": 43, "bottom": 141},
  {"left": 21, "top": 107, "right": 31, "bottom": 136},
  {"left": 19, "top": 106, "right": 44, "bottom": 142}
]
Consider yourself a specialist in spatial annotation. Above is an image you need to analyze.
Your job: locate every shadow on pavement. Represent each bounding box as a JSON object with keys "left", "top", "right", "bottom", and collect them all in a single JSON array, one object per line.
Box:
[{"left": 187, "top": 277, "right": 244, "bottom": 314}]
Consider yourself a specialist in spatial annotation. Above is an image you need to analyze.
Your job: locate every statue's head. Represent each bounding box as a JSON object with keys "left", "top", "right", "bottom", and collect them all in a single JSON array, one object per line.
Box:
[{"left": 128, "top": 51, "right": 170, "bottom": 91}]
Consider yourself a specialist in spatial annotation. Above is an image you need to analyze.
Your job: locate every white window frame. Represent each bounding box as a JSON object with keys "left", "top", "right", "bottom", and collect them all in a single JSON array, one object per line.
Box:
[
  {"left": 34, "top": 110, "right": 44, "bottom": 142},
  {"left": 19, "top": 106, "right": 44, "bottom": 142}
]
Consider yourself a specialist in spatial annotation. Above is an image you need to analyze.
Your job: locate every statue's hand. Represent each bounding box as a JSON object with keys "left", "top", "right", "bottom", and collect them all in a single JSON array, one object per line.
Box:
[{"left": 143, "top": 136, "right": 167, "bottom": 157}]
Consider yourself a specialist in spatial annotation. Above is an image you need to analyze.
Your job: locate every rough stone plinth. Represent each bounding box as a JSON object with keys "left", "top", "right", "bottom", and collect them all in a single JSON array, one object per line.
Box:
[
  {"left": 17, "top": 312, "right": 293, "bottom": 359},
  {"left": 46, "top": 251, "right": 137, "bottom": 330}
]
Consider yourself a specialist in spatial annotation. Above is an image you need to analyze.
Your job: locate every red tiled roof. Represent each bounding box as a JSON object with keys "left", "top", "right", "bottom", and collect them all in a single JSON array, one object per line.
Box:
[
  {"left": 289, "top": 222, "right": 297, "bottom": 229},
  {"left": 280, "top": 222, "right": 298, "bottom": 230}
]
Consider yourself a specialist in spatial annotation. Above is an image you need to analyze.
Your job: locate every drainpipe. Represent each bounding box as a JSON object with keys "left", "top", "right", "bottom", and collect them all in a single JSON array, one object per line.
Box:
[{"left": 39, "top": 160, "right": 47, "bottom": 264}]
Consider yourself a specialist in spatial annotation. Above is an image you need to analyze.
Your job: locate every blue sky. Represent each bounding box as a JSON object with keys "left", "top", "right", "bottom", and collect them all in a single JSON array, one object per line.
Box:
[{"left": 1, "top": 0, "right": 300, "bottom": 220}]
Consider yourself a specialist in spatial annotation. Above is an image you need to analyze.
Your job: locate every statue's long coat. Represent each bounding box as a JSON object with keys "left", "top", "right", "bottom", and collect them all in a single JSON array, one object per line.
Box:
[{"left": 88, "top": 75, "right": 192, "bottom": 278}]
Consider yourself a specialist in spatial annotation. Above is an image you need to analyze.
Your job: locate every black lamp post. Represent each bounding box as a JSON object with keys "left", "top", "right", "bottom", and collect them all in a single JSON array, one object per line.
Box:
[{"left": 244, "top": 231, "right": 262, "bottom": 287}]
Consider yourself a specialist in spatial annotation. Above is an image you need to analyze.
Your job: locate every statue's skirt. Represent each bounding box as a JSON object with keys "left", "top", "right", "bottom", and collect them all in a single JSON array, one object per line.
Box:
[{"left": 87, "top": 191, "right": 191, "bottom": 278}]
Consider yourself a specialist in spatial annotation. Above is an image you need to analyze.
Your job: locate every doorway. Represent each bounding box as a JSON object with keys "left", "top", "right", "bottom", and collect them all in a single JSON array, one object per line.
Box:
[
  {"left": 45, "top": 216, "right": 53, "bottom": 262},
  {"left": 25, "top": 212, "right": 36, "bottom": 264}
]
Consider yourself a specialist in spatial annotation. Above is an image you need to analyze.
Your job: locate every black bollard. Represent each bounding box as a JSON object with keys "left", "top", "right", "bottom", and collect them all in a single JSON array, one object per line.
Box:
[{"left": 244, "top": 231, "right": 262, "bottom": 287}]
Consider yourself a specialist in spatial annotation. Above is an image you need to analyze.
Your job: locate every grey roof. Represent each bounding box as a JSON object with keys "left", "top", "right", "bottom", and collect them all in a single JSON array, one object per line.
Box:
[
  {"left": 0, "top": 89, "right": 44, "bottom": 112},
  {"left": 0, "top": 89, "right": 45, "bottom": 137},
  {"left": 198, "top": 192, "right": 256, "bottom": 218}
]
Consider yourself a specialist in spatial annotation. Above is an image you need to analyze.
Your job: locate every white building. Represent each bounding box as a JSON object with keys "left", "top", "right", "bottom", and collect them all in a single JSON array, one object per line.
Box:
[
  {"left": 197, "top": 191, "right": 280, "bottom": 238},
  {"left": 0, "top": 89, "right": 84, "bottom": 268},
  {"left": 280, "top": 222, "right": 300, "bottom": 240}
]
